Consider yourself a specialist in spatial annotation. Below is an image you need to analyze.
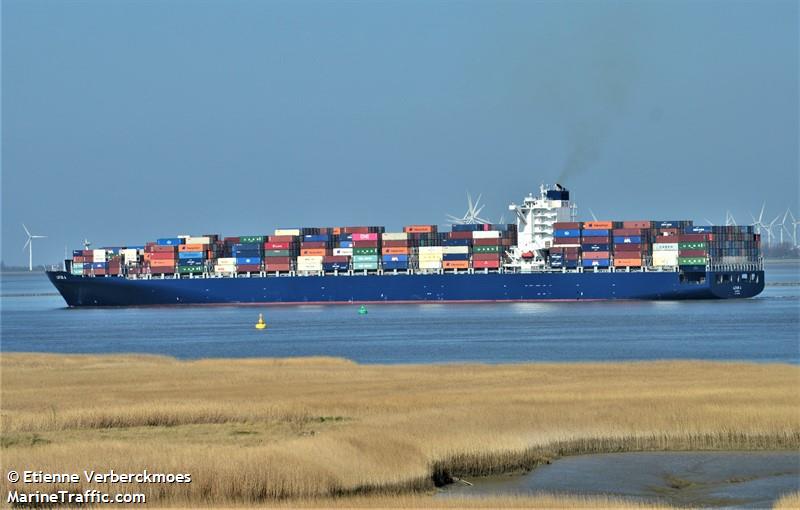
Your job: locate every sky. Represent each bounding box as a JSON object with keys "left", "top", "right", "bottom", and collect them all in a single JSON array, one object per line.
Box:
[{"left": 2, "top": 0, "right": 798, "bottom": 266}]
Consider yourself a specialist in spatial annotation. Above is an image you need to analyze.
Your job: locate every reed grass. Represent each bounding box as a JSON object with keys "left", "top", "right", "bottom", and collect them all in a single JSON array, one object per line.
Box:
[{"left": 2, "top": 353, "right": 798, "bottom": 507}]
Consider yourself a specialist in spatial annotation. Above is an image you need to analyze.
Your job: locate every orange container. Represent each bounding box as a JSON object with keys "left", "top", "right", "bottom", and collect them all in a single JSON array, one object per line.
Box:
[
  {"left": 583, "top": 221, "right": 613, "bottom": 229},
  {"left": 382, "top": 247, "right": 409, "bottom": 255},
  {"left": 403, "top": 225, "right": 436, "bottom": 233},
  {"left": 179, "top": 244, "right": 207, "bottom": 252},
  {"left": 614, "top": 258, "right": 643, "bottom": 267},
  {"left": 442, "top": 260, "right": 469, "bottom": 269},
  {"left": 149, "top": 260, "right": 176, "bottom": 267},
  {"left": 300, "top": 248, "right": 328, "bottom": 257}
]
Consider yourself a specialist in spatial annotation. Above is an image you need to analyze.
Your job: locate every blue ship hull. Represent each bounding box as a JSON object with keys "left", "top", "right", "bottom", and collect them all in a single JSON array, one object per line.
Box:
[{"left": 46, "top": 269, "right": 764, "bottom": 307}]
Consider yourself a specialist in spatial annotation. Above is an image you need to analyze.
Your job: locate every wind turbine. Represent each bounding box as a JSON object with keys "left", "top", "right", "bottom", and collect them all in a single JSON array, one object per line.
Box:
[
  {"left": 787, "top": 209, "right": 799, "bottom": 248},
  {"left": 750, "top": 203, "right": 767, "bottom": 237},
  {"left": 765, "top": 215, "right": 780, "bottom": 248},
  {"left": 446, "top": 192, "right": 490, "bottom": 225},
  {"left": 588, "top": 208, "right": 599, "bottom": 221},
  {"left": 725, "top": 211, "right": 737, "bottom": 226},
  {"left": 22, "top": 224, "right": 47, "bottom": 271}
]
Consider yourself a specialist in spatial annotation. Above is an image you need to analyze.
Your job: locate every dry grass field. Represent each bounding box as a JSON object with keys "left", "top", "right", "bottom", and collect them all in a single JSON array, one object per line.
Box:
[{"left": 1, "top": 353, "right": 798, "bottom": 507}]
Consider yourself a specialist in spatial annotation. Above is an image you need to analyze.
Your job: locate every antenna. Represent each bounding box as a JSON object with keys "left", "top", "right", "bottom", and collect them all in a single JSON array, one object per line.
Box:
[
  {"left": 446, "top": 192, "right": 490, "bottom": 225},
  {"left": 22, "top": 224, "right": 47, "bottom": 271}
]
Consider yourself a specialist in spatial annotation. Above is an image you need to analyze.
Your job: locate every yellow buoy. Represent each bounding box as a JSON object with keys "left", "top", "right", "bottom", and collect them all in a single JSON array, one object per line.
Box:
[{"left": 255, "top": 313, "right": 267, "bottom": 330}]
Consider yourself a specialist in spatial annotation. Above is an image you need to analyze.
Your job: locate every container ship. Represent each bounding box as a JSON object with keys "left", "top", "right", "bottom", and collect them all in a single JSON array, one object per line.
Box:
[{"left": 47, "top": 185, "right": 764, "bottom": 306}]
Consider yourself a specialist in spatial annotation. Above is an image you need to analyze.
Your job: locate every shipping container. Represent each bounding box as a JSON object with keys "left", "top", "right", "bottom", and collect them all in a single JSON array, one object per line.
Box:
[
  {"left": 583, "top": 221, "right": 613, "bottom": 229},
  {"left": 473, "top": 245, "right": 500, "bottom": 253},
  {"left": 678, "top": 257, "right": 708, "bottom": 266},
  {"left": 613, "top": 258, "right": 643, "bottom": 267},
  {"left": 382, "top": 232, "right": 408, "bottom": 241},
  {"left": 582, "top": 229, "right": 610, "bottom": 237},
  {"left": 622, "top": 221, "right": 650, "bottom": 229},
  {"left": 613, "top": 228, "right": 642, "bottom": 236},
  {"left": 352, "top": 233, "right": 379, "bottom": 241},
  {"left": 554, "top": 229, "right": 581, "bottom": 238},
  {"left": 442, "top": 260, "right": 469, "bottom": 269},
  {"left": 178, "top": 266, "right": 204, "bottom": 273},
  {"left": 352, "top": 262, "right": 379, "bottom": 270},
  {"left": 404, "top": 225, "right": 437, "bottom": 233},
  {"left": 582, "top": 243, "right": 609, "bottom": 252},
  {"left": 264, "top": 263, "right": 291, "bottom": 271},
  {"left": 473, "top": 259, "right": 501, "bottom": 269},
  {"left": 382, "top": 247, "right": 409, "bottom": 255},
  {"left": 613, "top": 236, "right": 642, "bottom": 244},
  {"left": 353, "top": 247, "right": 378, "bottom": 256},
  {"left": 275, "top": 229, "right": 301, "bottom": 236},
  {"left": 553, "top": 222, "right": 581, "bottom": 230},
  {"left": 236, "top": 257, "right": 261, "bottom": 265},
  {"left": 178, "top": 251, "right": 204, "bottom": 259},
  {"left": 156, "top": 238, "right": 182, "bottom": 246},
  {"left": 472, "top": 230, "right": 501, "bottom": 239},
  {"left": 684, "top": 226, "right": 712, "bottom": 234},
  {"left": 583, "top": 251, "right": 610, "bottom": 260},
  {"left": 235, "top": 264, "right": 261, "bottom": 272},
  {"left": 582, "top": 258, "right": 610, "bottom": 267},
  {"left": 333, "top": 248, "right": 353, "bottom": 256},
  {"left": 300, "top": 248, "right": 328, "bottom": 257},
  {"left": 652, "top": 243, "right": 679, "bottom": 251},
  {"left": 473, "top": 253, "right": 500, "bottom": 261}
]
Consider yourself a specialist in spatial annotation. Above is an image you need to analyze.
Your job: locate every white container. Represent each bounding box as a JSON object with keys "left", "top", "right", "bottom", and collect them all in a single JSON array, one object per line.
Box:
[
  {"left": 652, "top": 243, "right": 679, "bottom": 251},
  {"left": 93, "top": 249, "right": 106, "bottom": 260},
  {"left": 419, "top": 260, "right": 442, "bottom": 269},
  {"left": 275, "top": 229, "right": 301, "bottom": 236},
  {"left": 297, "top": 256, "right": 323, "bottom": 271},
  {"left": 472, "top": 230, "right": 501, "bottom": 239},
  {"left": 214, "top": 264, "right": 236, "bottom": 273},
  {"left": 418, "top": 246, "right": 444, "bottom": 254},
  {"left": 418, "top": 253, "right": 443, "bottom": 262},
  {"left": 216, "top": 257, "right": 237, "bottom": 265},
  {"left": 122, "top": 249, "right": 139, "bottom": 262},
  {"left": 652, "top": 252, "right": 679, "bottom": 267},
  {"left": 382, "top": 232, "right": 408, "bottom": 241},
  {"left": 186, "top": 236, "right": 211, "bottom": 245},
  {"left": 442, "top": 246, "right": 469, "bottom": 254},
  {"left": 333, "top": 248, "right": 353, "bottom": 256}
]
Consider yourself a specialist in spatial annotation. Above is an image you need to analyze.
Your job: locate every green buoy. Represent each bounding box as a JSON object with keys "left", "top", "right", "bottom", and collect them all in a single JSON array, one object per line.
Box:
[{"left": 358, "top": 305, "right": 368, "bottom": 315}]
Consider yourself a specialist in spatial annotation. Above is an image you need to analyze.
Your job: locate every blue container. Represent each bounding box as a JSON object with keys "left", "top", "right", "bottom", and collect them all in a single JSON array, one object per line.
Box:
[
  {"left": 236, "top": 257, "right": 261, "bottom": 265},
  {"left": 554, "top": 229, "right": 580, "bottom": 238},
  {"left": 303, "top": 234, "right": 329, "bottom": 242},
  {"left": 684, "top": 226, "right": 712, "bottom": 234},
  {"left": 92, "top": 262, "right": 108, "bottom": 269},
  {"left": 232, "top": 243, "right": 261, "bottom": 250},
  {"left": 550, "top": 260, "right": 563, "bottom": 268},
  {"left": 443, "top": 253, "right": 469, "bottom": 261},
  {"left": 613, "top": 236, "right": 641, "bottom": 244},
  {"left": 581, "top": 229, "right": 609, "bottom": 237},
  {"left": 582, "top": 258, "right": 610, "bottom": 267},
  {"left": 452, "top": 224, "right": 482, "bottom": 232},
  {"left": 180, "top": 258, "right": 204, "bottom": 266},
  {"left": 339, "top": 241, "right": 353, "bottom": 248},
  {"left": 157, "top": 238, "right": 183, "bottom": 246},
  {"left": 581, "top": 243, "right": 609, "bottom": 252},
  {"left": 564, "top": 261, "right": 579, "bottom": 269},
  {"left": 178, "top": 251, "right": 204, "bottom": 259},
  {"left": 442, "top": 238, "right": 471, "bottom": 246},
  {"left": 73, "top": 250, "right": 83, "bottom": 257},
  {"left": 322, "top": 262, "right": 349, "bottom": 271},
  {"left": 382, "top": 254, "right": 409, "bottom": 262},
  {"left": 232, "top": 250, "right": 261, "bottom": 258},
  {"left": 655, "top": 221, "right": 682, "bottom": 228},
  {"left": 127, "top": 245, "right": 146, "bottom": 250},
  {"left": 338, "top": 234, "right": 353, "bottom": 241},
  {"left": 383, "top": 261, "right": 409, "bottom": 270}
]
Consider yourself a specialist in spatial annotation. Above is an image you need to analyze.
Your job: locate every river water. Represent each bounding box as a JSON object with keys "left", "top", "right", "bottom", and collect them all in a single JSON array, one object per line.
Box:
[
  {"left": 1, "top": 260, "right": 798, "bottom": 363},
  {"left": 440, "top": 451, "right": 800, "bottom": 509}
]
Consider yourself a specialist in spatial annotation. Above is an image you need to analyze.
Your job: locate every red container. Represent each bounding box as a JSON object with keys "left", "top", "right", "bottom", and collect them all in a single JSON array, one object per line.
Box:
[
  {"left": 473, "top": 238, "right": 500, "bottom": 246},
  {"left": 473, "top": 259, "right": 500, "bottom": 269},
  {"left": 224, "top": 237, "right": 241, "bottom": 244},
  {"left": 614, "top": 244, "right": 643, "bottom": 252},
  {"left": 149, "top": 266, "right": 174, "bottom": 274},
  {"left": 553, "top": 238, "right": 581, "bottom": 246},
  {"left": 92, "top": 269, "right": 107, "bottom": 276},
  {"left": 107, "top": 268, "right": 121, "bottom": 275},
  {"left": 382, "top": 240, "right": 408, "bottom": 247},
  {"left": 147, "top": 245, "right": 176, "bottom": 253},
  {"left": 564, "top": 253, "right": 579, "bottom": 260},
  {"left": 81, "top": 250, "right": 93, "bottom": 256},
  {"left": 301, "top": 241, "right": 326, "bottom": 248},
  {"left": 448, "top": 231, "right": 473, "bottom": 240},
  {"left": 404, "top": 225, "right": 437, "bottom": 233},
  {"left": 613, "top": 228, "right": 642, "bottom": 236},
  {"left": 72, "top": 256, "right": 86, "bottom": 263},
  {"left": 679, "top": 249, "right": 708, "bottom": 257},
  {"left": 622, "top": 221, "right": 650, "bottom": 229},
  {"left": 264, "top": 263, "right": 291, "bottom": 271},
  {"left": 554, "top": 222, "right": 581, "bottom": 229},
  {"left": 264, "top": 242, "right": 291, "bottom": 249},
  {"left": 473, "top": 253, "right": 500, "bottom": 261},
  {"left": 236, "top": 264, "right": 261, "bottom": 272},
  {"left": 581, "top": 236, "right": 610, "bottom": 243},
  {"left": 583, "top": 251, "right": 610, "bottom": 260},
  {"left": 342, "top": 226, "right": 370, "bottom": 234},
  {"left": 322, "top": 256, "right": 349, "bottom": 263},
  {"left": 263, "top": 256, "right": 291, "bottom": 264},
  {"left": 149, "top": 252, "right": 176, "bottom": 260},
  {"left": 352, "top": 240, "right": 378, "bottom": 248},
  {"left": 266, "top": 235, "right": 292, "bottom": 243}
]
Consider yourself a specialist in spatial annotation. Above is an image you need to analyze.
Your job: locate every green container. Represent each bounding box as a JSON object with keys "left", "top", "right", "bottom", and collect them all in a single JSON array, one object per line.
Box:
[
  {"left": 353, "top": 247, "right": 378, "bottom": 255},
  {"left": 353, "top": 255, "right": 378, "bottom": 263},
  {"left": 353, "top": 262, "right": 378, "bottom": 270},
  {"left": 678, "top": 242, "right": 707, "bottom": 250},
  {"left": 264, "top": 249, "right": 290, "bottom": 257},
  {"left": 473, "top": 245, "right": 500, "bottom": 253},
  {"left": 240, "top": 236, "right": 265, "bottom": 243},
  {"left": 678, "top": 257, "right": 707, "bottom": 266},
  {"left": 178, "top": 265, "right": 204, "bottom": 273}
]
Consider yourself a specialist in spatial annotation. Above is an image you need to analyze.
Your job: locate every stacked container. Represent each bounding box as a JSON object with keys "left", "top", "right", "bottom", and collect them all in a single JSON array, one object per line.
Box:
[
  {"left": 232, "top": 239, "right": 262, "bottom": 273},
  {"left": 146, "top": 240, "right": 180, "bottom": 274},
  {"left": 472, "top": 230, "right": 501, "bottom": 269},
  {"left": 352, "top": 232, "right": 379, "bottom": 270},
  {"left": 382, "top": 232, "right": 409, "bottom": 270},
  {"left": 612, "top": 228, "right": 644, "bottom": 268},
  {"left": 581, "top": 225, "right": 611, "bottom": 268},
  {"left": 418, "top": 246, "right": 443, "bottom": 270}
]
